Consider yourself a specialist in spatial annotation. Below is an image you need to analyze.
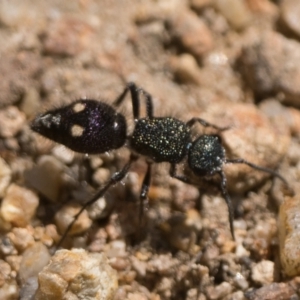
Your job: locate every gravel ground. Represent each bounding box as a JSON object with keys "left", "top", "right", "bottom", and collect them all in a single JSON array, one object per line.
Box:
[{"left": 1, "top": 0, "right": 300, "bottom": 299}]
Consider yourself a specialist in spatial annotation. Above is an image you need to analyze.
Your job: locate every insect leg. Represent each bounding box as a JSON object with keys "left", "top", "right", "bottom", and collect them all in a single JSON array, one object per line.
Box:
[
  {"left": 218, "top": 170, "right": 235, "bottom": 240},
  {"left": 56, "top": 154, "right": 138, "bottom": 249},
  {"left": 186, "top": 118, "right": 230, "bottom": 131}
]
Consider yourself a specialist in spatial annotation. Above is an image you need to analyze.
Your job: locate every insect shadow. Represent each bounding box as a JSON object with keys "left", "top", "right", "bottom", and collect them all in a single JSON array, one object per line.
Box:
[{"left": 31, "top": 82, "right": 291, "bottom": 248}]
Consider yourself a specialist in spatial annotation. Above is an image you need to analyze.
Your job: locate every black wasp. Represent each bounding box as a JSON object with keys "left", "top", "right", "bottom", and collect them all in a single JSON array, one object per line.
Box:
[{"left": 31, "top": 82, "right": 290, "bottom": 247}]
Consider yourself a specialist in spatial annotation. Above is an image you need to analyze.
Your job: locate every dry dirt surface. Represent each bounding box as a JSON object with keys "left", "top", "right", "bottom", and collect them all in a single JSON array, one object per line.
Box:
[{"left": 1, "top": 0, "right": 300, "bottom": 299}]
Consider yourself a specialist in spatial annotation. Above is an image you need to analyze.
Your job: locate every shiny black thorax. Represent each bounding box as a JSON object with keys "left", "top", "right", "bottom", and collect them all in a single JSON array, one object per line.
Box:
[{"left": 130, "top": 117, "right": 191, "bottom": 164}]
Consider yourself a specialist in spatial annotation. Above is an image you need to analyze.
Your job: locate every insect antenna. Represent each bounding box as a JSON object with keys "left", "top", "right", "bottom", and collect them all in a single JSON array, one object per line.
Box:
[
  {"left": 225, "top": 158, "right": 294, "bottom": 195},
  {"left": 56, "top": 157, "right": 135, "bottom": 250}
]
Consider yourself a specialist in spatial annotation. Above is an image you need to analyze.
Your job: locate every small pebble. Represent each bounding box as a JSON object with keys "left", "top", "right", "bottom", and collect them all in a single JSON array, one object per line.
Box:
[
  {"left": 20, "top": 87, "right": 41, "bottom": 118},
  {"left": 54, "top": 204, "right": 92, "bottom": 236},
  {"left": 0, "top": 1, "right": 39, "bottom": 27},
  {"left": 4, "top": 137, "right": 20, "bottom": 151},
  {"left": 5, "top": 255, "right": 21, "bottom": 273},
  {"left": 200, "top": 244, "right": 220, "bottom": 270},
  {"left": 19, "top": 242, "right": 51, "bottom": 285},
  {"left": 172, "top": 180, "right": 200, "bottom": 211},
  {"left": 107, "top": 240, "right": 127, "bottom": 258},
  {"left": 251, "top": 260, "right": 274, "bottom": 285},
  {"left": 42, "top": 17, "right": 95, "bottom": 56},
  {"left": 0, "top": 281, "right": 18, "bottom": 300},
  {"left": 280, "top": 0, "right": 300, "bottom": 38},
  {"left": 0, "top": 106, "right": 26, "bottom": 138},
  {"left": 87, "top": 228, "right": 107, "bottom": 253},
  {"left": 109, "top": 257, "right": 130, "bottom": 272},
  {"left": 7, "top": 227, "right": 35, "bottom": 252},
  {"left": 240, "top": 31, "right": 300, "bottom": 107},
  {"left": 0, "top": 236, "right": 17, "bottom": 256},
  {"left": 217, "top": 102, "right": 289, "bottom": 193},
  {"left": 160, "top": 210, "right": 201, "bottom": 253},
  {"left": 278, "top": 195, "right": 300, "bottom": 276},
  {"left": 52, "top": 145, "right": 75, "bottom": 165},
  {"left": 120, "top": 270, "right": 136, "bottom": 285},
  {"left": 134, "top": 0, "right": 184, "bottom": 23},
  {"left": 25, "top": 155, "right": 65, "bottom": 202},
  {"left": 228, "top": 290, "right": 246, "bottom": 300},
  {"left": 105, "top": 222, "right": 122, "bottom": 241},
  {"left": 87, "top": 195, "right": 115, "bottom": 221},
  {"left": 0, "top": 157, "right": 12, "bottom": 198},
  {"left": 35, "top": 249, "right": 118, "bottom": 300},
  {"left": 131, "top": 256, "right": 147, "bottom": 277},
  {"left": 247, "top": 0, "right": 278, "bottom": 18},
  {"left": 233, "top": 272, "right": 249, "bottom": 290},
  {"left": 155, "top": 277, "right": 173, "bottom": 298},
  {"left": 1, "top": 184, "right": 39, "bottom": 227},
  {"left": 19, "top": 276, "right": 39, "bottom": 300},
  {"left": 0, "top": 51, "right": 42, "bottom": 107},
  {"left": 235, "top": 243, "right": 250, "bottom": 258},
  {"left": 0, "top": 260, "right": 18, "bottom": 300},
  {"left": 206, "top": 281, "right": 233, "bottom": 300},
  {"left": 89, "top": 156, "right": 104, "bottom": 170},
  {"left": 244, "top": 281, "right": 298, "bottom": 300},
  {"left": 169, "top": 53, "right": 202, "bottom": 84},
  {"left": 147, "top": 254, "right": 176, "bottom": 275},
  {"left": 221, "top": 240, "right": 236, "bottom": 254},
  {"left": 168, "top": 8, "right": 213, "bottom": 58},
  {"left": 213, "top": 0, "right": 252, "bottom": 29},
  {"left": 286, "top": 106, "right": 300, "bottom": 136},
  {"left": 0, "top": 259, "right": 12, "bottom": 286},
  {"left": 92, "top": 167, "right": 111, "bottom": 186},
  {"left": 190, "top": 0, "right": 212, "bottom": 11},
  {"left": 33, "top": 225, "right": 56, "bottom": 247}
]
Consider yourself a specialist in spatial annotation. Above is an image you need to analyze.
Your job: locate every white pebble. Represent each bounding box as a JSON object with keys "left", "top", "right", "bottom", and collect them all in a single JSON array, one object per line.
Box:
[
  {"left": 278, "top": 195, "right": 300, "bottom": 276},
  {"left": 0, "top": 106, "right": 26, "bottom": 138},
  {"left": 35, "top": 249, "right": 118, "bottom": 299},
  {"left": 52, "top": 145, "right": 75, "bottom": 164},
  {"left": 25, "top": 155, "right": 65, "bottom": 202},
  {"left": 1, "top": 184, "right": 39, "bottom": 227},
  {"left": 251, "top": 260, "right": 274, "bottom": 285}
]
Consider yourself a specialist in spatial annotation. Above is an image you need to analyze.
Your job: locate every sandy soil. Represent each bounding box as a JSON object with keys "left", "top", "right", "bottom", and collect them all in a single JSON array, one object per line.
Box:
[{"left": 1, "top": 0, "right": 300, "bottom": 299}]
